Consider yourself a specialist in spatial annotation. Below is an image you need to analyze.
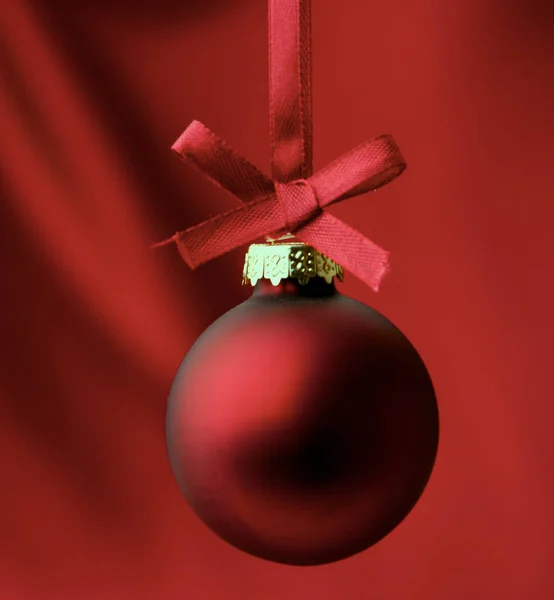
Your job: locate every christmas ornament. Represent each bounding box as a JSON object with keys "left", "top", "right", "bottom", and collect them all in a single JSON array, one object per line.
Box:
[{"left": 156, "top": 0, "right": 439, "bottom": 566}]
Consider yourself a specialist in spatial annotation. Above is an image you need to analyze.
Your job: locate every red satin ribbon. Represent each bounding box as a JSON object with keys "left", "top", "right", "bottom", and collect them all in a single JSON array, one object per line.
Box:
[{"left": 154, "top": 0, "right": 406, "bottom": 291}]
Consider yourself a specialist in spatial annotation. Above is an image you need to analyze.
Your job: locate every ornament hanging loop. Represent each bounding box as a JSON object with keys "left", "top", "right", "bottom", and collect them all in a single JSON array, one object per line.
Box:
[
  {"left": 152, "top": 0, "right": 406, "bottom": 292},
  {"left": 269, "top": 0, "right": 314, "bottom": 181}
]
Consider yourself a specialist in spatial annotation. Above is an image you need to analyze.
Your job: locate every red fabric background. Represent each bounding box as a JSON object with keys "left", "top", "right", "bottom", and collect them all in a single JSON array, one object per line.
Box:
[{"left": 1, "top": 0, "right": 553, "bottom": 598}]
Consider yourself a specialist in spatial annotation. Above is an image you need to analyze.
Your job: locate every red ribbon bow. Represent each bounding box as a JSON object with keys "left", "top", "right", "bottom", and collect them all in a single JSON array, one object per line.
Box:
[{"left": 154, "top": 0, "right": 406, "bottom": 291}]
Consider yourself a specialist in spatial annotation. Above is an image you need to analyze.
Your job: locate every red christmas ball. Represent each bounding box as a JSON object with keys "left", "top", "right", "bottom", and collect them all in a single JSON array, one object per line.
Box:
[{"left": 166, "top": 274, "right": 439, "bottom": 566}]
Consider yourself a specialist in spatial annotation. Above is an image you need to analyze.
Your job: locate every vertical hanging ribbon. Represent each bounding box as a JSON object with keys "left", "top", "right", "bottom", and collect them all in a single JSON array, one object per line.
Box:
[
  {"left": 153, "top": 0, "right": 406, "bottom": 291},
  {"left": 268, "top": 0, "right": 313, "bottom": 182}
]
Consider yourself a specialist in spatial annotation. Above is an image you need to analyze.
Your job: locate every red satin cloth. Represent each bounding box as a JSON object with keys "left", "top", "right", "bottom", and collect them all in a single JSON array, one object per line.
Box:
[
  {"left": 1, "top": 0, "right": 554, "bottom": 599},
  {"left": 156, "top": 0, "right": 405, "bottom": 291}
]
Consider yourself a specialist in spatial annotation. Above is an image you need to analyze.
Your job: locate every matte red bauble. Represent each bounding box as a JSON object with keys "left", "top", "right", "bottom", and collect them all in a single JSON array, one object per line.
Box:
[{"left": 166, "top": 241, "right": 439, "bottom": 566}]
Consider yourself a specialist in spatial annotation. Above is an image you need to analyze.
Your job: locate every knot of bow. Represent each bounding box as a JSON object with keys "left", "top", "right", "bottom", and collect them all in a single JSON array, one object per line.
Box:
[{"left": 275, "top": 179, "right": 321, "bottom": 233}]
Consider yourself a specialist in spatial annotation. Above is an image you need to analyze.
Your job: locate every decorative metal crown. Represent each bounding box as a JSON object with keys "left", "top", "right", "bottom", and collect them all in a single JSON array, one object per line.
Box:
[{"left": 242, "top": 235, "right": 344, "bottom": 286}]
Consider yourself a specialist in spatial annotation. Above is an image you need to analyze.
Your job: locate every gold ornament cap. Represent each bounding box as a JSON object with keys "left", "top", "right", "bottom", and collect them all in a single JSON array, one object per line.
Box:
[{"left": 242, "top": 234, "right": 344, "bottom": 286}]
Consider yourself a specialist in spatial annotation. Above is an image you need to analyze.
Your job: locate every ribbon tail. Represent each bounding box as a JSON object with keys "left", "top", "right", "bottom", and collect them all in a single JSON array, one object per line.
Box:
[
  {"left": 150, "top": 236, "right": 178, "bottom": 249},
  {"left": 296, "top": 212, "right": 390, "bottom": 292},
  {"left": 171, "top": 196, "right": 285, "bottom": 268},
  {"left": 173, "top": 120, "right": 275, "bottom": 203}
]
